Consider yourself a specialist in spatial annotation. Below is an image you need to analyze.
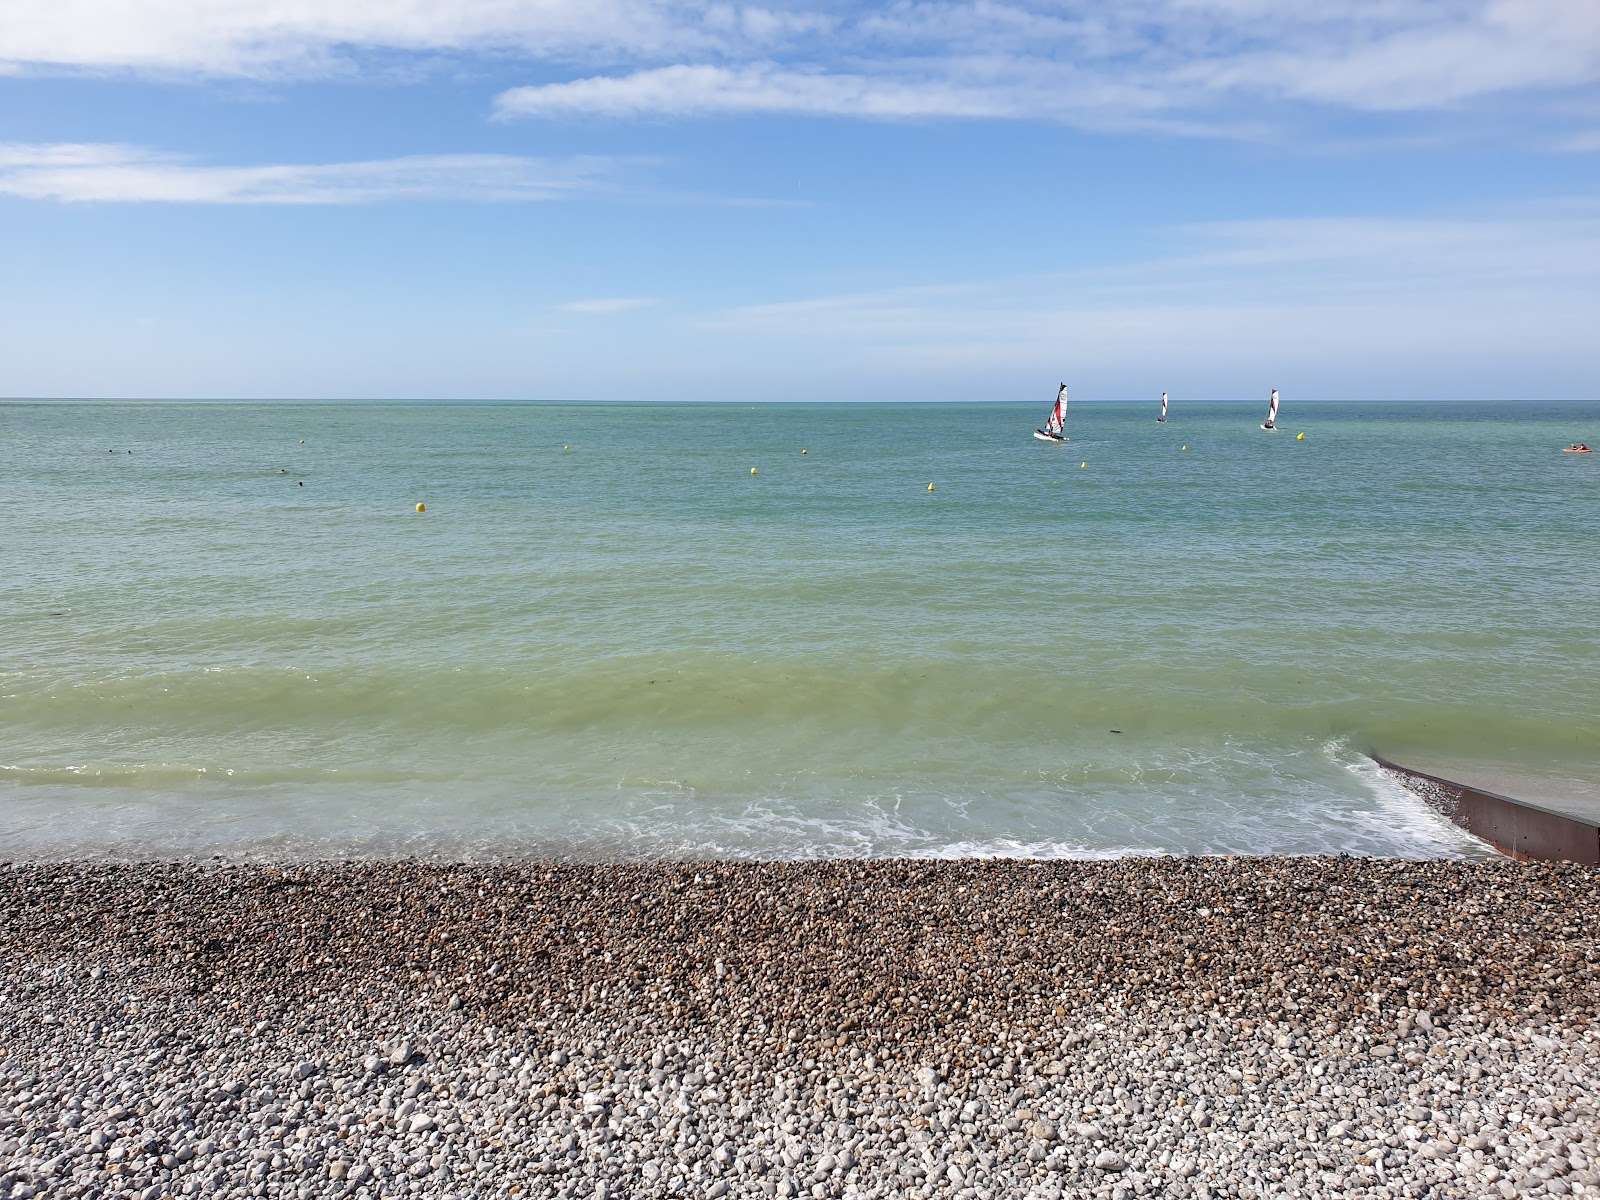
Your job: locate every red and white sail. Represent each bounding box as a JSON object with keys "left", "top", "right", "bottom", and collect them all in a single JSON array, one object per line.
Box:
[
  {"left": 1044, "top": 384, "right": 1067, "bottom": 436},
  {"left": 1265, "top": 389, "right": 1279, "bottom": 426},
  {"left": 1160, "top": 391, "right": 1169, "bottom": 421}
]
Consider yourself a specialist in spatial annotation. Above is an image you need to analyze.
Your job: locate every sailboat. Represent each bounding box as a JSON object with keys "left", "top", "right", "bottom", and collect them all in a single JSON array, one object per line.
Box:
[
  {"left": 1261, "top": 389, "right": 1280, "bottom": 431},
  {"left": 1034, "top": 384, "right": 1068, "bottom": 442},
  {"left": 1157, "top": 392, "right": 1168, "bottom": 424}
]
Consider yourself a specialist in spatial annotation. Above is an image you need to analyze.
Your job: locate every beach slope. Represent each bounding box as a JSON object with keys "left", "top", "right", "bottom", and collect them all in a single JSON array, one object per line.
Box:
[{"left": 2, "top": 857, "right": 1597, "bottom": 1198}]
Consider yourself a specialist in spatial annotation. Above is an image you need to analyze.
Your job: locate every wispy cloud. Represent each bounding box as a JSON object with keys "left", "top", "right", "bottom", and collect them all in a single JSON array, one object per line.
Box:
[
  {"left": 1176, "top": 0, "right": 1600, "bottom": 112},
  {"left": 556, "top": 297, "right": 660, "bottom": 314},
  {"left": 0, "top": 0, "right": 711, "bottom": 76},
  {"left": 5, "top": 2, "right": 1599, "bottom": 139},
  {"left": 501, "top": 64, "right": 1036, "bottom": 121},
  {"left": 489, "top": 2, "right": 1600, "bottom": 132},
  {"left": 0, "top": 143, "right": 626, "bottom": 204},
  {"left": 1557, "top": 129, "right": 1600, "bottom": 153},
  {"left": 696, "top": 210, "right": 1600, "bottom": 385},
  {"left": 492, "top": 61, "right": 1190, "bottom": 127}
]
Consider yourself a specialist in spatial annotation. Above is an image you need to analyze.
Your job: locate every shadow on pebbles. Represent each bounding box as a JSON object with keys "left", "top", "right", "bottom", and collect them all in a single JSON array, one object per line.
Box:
[{"left": 1, "top": 857, "right": 1597, "bottom": 1200}]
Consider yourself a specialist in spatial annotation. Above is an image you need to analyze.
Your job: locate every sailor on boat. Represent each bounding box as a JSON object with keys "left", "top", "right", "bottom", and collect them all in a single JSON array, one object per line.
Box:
[{"left": 1035, "top": 384, "right": 1068, "bottom": 442}]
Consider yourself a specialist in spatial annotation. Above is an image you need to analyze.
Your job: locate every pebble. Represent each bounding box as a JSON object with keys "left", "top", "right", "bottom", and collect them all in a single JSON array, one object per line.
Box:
[{"left": 0, "top": 858, "right": 1596, "bottom": 1199}]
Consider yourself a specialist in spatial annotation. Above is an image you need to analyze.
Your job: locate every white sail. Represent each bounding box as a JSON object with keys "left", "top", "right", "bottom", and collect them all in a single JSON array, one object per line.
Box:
[
  {"left": 1264, "top": 388, "right": 1279, "bottom": 427},
  {"left": 1045, "top": 384, "right": 1067, "bottom": 436},
  {"left": 1160, "top": 391, "right": 1168, "bottom": 421}
]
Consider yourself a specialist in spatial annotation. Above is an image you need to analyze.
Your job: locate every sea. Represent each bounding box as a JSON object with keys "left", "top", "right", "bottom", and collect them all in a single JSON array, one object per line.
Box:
[{"left": 3, "top": 399, "right": 1597, "bottom": 861}]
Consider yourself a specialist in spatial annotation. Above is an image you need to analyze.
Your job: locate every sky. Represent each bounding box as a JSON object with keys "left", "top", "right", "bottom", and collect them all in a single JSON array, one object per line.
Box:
[{"left": 2, "top": 0, "right": 1599, "bottom": 401}]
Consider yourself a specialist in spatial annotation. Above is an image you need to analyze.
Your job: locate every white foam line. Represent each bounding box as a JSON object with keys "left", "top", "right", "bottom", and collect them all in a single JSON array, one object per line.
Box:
[{"left": 1336, "top": 744, "right": 1496, "bottom": 859}]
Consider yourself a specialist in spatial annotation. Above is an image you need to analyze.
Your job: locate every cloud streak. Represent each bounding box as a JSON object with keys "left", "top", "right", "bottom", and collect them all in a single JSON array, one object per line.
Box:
[
  {"left": 0, "top": 143, "right": 625, "bottom": 204},
  {"left": 1177, "top": 0, "right": 1600, "bottom": 112},
  {"left": 0, "top": 0, "right": 708, "bottom": 76},
  {"left": 489, "top": 2, "right": 1600, "bottom": 136},
  {"left": 0, "top": 3, "right": 1593, "bottom": 140},
  {"left": 4, "top": 2, "right": 1599, "bottom": 138},
  {"left": 556, "top": 297, "right": 660, "bottom": 313},
  {"left": 502, "top": 63, "right": 1015, "bottom": 120},
  {"left": 696, "top": 211, "right": 1600, "bottom": 387}
]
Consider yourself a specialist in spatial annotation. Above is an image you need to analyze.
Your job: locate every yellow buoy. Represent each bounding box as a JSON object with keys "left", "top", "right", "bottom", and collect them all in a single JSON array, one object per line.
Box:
[
  {"left": 1081, "top": 462, "right": 1086, "bottom": 468},
  {"left": 802, "top": 449, "right": 808, "bottom": 455},
  {"left": 1182, "top": 445, "right": 1187, "bottom": 451},
  {"left": 928, "top": 482, "right": 935, "bottom": 491},
  {"left": 1297, "top": 432, "right": 1305, "bottom": 440},
  {"left": 564, "top": 445, "right": 569, "bottom": 450},
  {"left": 751, "top": 467, "right": 758, "bottom": 475},
  {"left": 415, "top": 502, "right": 425, "bottom": 513},
  {"left": 299, "top": 440, "right": 305, "bottom": 444}
]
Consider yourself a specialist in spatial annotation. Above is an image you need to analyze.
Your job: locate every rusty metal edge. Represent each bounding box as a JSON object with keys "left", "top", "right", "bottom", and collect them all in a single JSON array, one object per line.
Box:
[{"left": 1372, "top": 755, "right": 1600, "bottom": 865}]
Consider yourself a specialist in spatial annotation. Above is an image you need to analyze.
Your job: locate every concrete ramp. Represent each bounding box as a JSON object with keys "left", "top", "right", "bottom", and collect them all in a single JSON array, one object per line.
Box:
[{"left": 1374, "top": 755, "right": 1600, "bottom": 864}]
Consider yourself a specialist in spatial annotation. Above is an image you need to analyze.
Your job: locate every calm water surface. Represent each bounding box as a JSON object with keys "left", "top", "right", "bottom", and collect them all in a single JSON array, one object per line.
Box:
[{"left": 3, "top": 399, "right": 1597, "bottom": 859}]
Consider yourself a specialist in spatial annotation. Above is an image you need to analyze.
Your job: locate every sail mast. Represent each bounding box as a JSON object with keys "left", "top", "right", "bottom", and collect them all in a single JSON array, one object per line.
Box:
[{"left": 1034, "top": 382, "right": 1068, "bottom": 440}]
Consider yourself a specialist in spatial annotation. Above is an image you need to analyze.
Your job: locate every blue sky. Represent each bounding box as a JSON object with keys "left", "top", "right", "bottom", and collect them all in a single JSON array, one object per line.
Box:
[{"left": 2, "top": 1, "right": 1599, "bottom": 401}]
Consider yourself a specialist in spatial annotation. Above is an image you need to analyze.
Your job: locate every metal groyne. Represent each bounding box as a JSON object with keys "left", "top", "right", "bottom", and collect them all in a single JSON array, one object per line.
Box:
[{"left": 1374, "top": 755, "right": 1600, "bottom": 864}]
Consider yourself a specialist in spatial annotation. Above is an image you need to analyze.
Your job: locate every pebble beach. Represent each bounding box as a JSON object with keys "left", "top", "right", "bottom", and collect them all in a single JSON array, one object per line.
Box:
[{"left": 2, "top": 857, "right": 1597, "bottom": 1200}]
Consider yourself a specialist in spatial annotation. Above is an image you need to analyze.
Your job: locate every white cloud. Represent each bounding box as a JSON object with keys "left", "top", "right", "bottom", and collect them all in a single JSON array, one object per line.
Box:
[
  {"left": 499, "top": 64, "right": 1004, "bottom": 119},
  {"left": 490, "top": 1, "right": 1600, "bottom": 129},
  {"left": 1182, "top": 0, "right": 1600, "bottom": 112},
  {"left": 0, "top": 143, "right": 624, "bottom": 204},
  {"left": 2, "top": 1, "right": 1597, "bottom": 132},
  {"left": 0, "top": 2, "right": 1596, "bottom": 146},
  {"left": 0, "top": 0, "right": 706, "bottom": 76},
  {"left": 556, "top": 297, "right": 660, "bottom": 313},
  {"left": 493, "top": 61, "right": 1176, "bottom": 122}
]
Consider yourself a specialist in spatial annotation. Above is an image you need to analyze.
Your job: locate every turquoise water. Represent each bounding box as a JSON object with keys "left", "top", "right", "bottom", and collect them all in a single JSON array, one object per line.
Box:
[{"left": 3, "top": 399, "right": 1597, "bottom": 860}]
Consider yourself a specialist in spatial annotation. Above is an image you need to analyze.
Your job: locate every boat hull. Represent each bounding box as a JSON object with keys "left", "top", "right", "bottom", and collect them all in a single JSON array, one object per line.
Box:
[{"left": 1033, "top": 431, "right": 1067, "bottom": 442}]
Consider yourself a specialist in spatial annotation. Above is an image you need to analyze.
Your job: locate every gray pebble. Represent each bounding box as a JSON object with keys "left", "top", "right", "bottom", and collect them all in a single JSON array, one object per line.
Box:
[{"left": 0, "top": 859, "right": 1596, "bottom": 1200}]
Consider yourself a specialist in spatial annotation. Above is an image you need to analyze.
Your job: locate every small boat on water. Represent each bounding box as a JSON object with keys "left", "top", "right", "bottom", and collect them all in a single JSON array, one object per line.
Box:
[
  {"left": 1034, "top": 384, "right": 1068, "bottom": 442},
  {"left": 1261, "top": 388, "right": 1280, "bottom": 431},
  {"left": 1565, "top": 443, "right": 1592, "bottom": 453},
  {"left": 1158, "top": 392, "right": 1168, "bottom": 424}
]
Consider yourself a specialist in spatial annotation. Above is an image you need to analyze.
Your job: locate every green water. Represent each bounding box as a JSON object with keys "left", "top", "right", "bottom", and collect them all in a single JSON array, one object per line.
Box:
[{"left": 3, "top": 399, "right": 1596, "bottom": 859}]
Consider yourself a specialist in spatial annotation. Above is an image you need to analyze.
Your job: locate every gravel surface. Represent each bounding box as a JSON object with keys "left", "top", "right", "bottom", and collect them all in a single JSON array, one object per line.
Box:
[{"left": 2, "top": 857, "right": 1597, "bottom": 1199}]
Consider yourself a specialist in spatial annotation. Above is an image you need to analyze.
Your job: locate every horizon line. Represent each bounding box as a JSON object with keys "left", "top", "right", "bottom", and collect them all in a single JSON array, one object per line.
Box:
[{"left": 3, "top": 396, "right": 1595, "bottom": 406}]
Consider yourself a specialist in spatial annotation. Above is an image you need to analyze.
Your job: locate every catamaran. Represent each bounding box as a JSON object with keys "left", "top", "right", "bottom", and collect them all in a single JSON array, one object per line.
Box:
[
  {"left": 1034, "top": 384, "right": 1068, "bottom": 442},
  {"left": 1261, "top": 389, "right": 1280, "bottom": 431},
  {"left": 1158, "top": 392, "right": 1168, "bottom": 424}
]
